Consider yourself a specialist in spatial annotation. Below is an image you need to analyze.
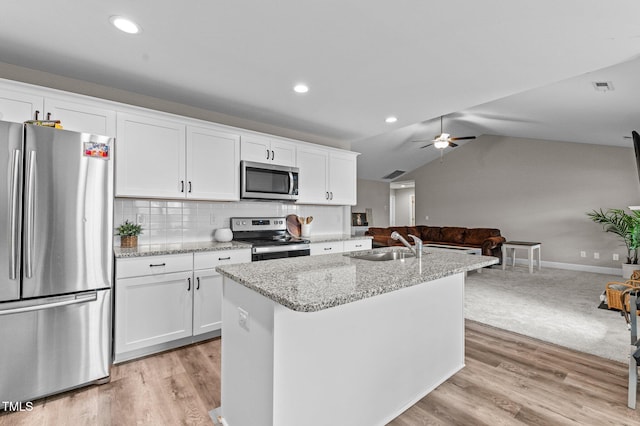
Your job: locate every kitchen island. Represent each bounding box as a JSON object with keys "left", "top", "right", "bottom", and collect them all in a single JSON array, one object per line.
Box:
[{"left": 215, "top": 248, "right": 498, "bottom": 426}]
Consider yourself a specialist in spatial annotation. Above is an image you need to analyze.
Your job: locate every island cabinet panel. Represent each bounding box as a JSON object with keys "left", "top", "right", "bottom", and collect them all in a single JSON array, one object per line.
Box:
[
  {"left": 116, "top": 112, "right": 186, "bottom": 198},
  {"left": 241, "top": 134, "right": 296, "bottom": 167},
  {"left": 221, "top": 272, "right": 465, "bottom": 426},
  {"left": 186, "top": 125, "right": 240, "bottom": 201}
]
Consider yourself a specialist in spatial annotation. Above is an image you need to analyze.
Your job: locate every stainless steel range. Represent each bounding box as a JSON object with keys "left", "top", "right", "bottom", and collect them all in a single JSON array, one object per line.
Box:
[{"left": 231, "top": 217, "right": 310, "bottom": 261}]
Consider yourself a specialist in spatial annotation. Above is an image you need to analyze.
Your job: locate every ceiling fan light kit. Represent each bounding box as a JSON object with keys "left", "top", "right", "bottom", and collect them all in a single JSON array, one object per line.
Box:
[
  {"left": 413, "top": 115, "right": 476, "bottom": 150},
  {"left": 433, "top": 140, "right": 449, "bottom": 149}
]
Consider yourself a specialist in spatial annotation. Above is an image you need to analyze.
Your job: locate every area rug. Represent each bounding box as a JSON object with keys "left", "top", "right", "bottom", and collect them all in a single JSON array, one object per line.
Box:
[{"left": 465, "top": 266, "right": 630, "bottom": 363}]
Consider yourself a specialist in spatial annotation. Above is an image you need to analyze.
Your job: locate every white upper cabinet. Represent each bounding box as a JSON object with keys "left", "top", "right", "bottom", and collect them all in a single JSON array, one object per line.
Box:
[
  {"left": 327, "top": 150, "right": 357, "bottom": 205},
  {"left": 241, "top": 134, "right": 296, "bottom": 167},
  {"left": 44, "top": 97, "right": 116, "bottom": 137},
  {"left": 116, "top": 112, "right": 186, "bottom": 198},
  {"left": 297, "top": 146, "right": 329, "bottom": 204},
  {"left": 0, "top": 85, "right": 116, "bottom": 137},
  {"left": 0, "top": 87, "right": 42, "bottom": 123},
  {"left": 186, "top": 125, "right": 240, "bottom": 201},
  {"left": 297, "top": 145, "right": 358, "bottom": 205}
]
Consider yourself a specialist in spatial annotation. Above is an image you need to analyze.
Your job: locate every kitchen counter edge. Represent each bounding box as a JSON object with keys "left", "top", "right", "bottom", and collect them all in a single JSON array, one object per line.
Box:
[{"left": 114, "top": 241, "right": 252, "bottom": 258}]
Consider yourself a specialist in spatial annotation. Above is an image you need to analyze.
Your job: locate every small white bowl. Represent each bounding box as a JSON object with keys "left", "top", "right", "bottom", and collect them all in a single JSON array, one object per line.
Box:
[{"left": 214, "top": 228, "right": 233, "bottom": 242}]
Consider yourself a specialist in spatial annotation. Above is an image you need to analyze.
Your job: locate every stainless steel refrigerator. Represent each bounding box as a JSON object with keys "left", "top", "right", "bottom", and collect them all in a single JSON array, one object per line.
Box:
[{"left": 0, "top": 121, "right": 113, "bottom": 402}]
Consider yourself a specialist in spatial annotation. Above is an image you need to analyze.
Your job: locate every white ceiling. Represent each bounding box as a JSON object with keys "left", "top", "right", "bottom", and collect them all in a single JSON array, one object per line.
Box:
[{"left": 1, "top": 1, "right": 639, "bottom": 180}]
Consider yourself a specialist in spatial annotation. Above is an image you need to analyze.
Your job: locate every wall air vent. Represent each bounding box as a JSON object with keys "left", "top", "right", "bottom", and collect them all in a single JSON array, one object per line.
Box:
[
  {"left": 382, "top": 170, "right": 405, "bottom": 180},
  {"left": 592, "top": 81, "right": 614, "bottom": 91}
]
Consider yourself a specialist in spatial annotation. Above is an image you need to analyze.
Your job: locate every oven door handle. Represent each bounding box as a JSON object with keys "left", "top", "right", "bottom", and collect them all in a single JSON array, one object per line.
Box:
[{"left": 252, "top": 243, "right": 310, "bottom": 254}]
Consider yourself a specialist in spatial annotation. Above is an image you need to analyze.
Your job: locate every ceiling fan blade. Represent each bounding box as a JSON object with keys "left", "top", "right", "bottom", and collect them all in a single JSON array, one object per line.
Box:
[
  {"left": 448, "top": 142, "right": 459, "bottom": 148},
  {"left": 420, "top": 144, "right": 433, "bottom": 149},
  {"left": 449, "top": 136, "right": 476, "bottom": 141}
]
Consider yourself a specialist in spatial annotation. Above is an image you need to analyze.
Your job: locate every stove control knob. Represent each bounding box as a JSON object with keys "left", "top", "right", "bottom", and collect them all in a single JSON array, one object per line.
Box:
[
  {"left": 242, "top": 221, "right": 246, "bottom": 225},
  {"left": 235, "top": 221, "right": 240, "bottom": 225}
]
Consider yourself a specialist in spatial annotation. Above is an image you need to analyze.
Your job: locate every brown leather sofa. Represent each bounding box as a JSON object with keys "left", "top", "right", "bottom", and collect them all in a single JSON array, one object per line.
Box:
[{"left": 365, "top": 226, "right": 505, "bottom": 262}]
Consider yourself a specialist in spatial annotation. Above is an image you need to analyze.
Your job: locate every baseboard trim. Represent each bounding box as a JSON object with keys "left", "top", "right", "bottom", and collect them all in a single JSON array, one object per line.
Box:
[{"left": 504, "top": 257, "right": 621, "bottom": 275}]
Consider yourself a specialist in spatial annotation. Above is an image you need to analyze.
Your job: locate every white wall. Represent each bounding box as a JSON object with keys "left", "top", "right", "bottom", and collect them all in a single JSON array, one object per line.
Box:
[
  {"left": 352, "top": 179, "right": 390, "bottom": 227},
  {"left": 403, "top": 135, "right": 640, "bottom": 268},
  {"left": 114, "top": 199, "right": 346, "bottom": 246}
]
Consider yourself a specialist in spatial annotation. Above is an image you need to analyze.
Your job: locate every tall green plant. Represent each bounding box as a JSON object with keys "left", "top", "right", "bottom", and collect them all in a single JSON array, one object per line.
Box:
[{"left": 587, "top": 208, "right": 640, "bottom": 264}]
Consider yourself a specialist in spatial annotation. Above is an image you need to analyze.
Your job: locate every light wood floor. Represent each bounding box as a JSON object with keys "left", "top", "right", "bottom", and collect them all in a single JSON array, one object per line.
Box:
[{"left": 2, "top": 321, "right": 640, "bottom": 425}]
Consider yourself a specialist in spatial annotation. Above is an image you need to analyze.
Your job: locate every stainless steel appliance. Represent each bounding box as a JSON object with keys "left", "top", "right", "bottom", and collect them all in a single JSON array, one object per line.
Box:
[
  {"left": 240, "top": 161, "right": 299, "bottom": 201},
  {"left": 0, "top": 121, "right": 113, "bottom": 403},
  {"left": 231, "top": 217, "right": 310, "bottom": 261}
]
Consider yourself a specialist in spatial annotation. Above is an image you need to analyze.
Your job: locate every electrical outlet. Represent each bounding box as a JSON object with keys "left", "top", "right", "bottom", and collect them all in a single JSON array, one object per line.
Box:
[
  {"left": 238, "top": 307, "right": 249, "bottom": 331},
  {"left": 613, "top": 253, "right": 620, "bottom": 261},
  {"left": 594, "top": 252, "right": 600, "bottom": 259},
  {"left": 580, "top": 251, "right": 586, "bottom": 258},
  {"left": 136, "top": 213, "right": 145, "bottom": 224}
]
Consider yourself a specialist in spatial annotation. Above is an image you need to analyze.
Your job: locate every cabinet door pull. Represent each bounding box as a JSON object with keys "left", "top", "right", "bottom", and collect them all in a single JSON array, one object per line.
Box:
[
  {"left": 188, "top": 181, "right": 192, "bottom": 193},
  {"left": 34, "top": 110, "right": 40, "bottom": 120},
  {"left": 149, "top": 263, "right": 166, "bottom": 267},
  {"left": 324, "top": 247, "right": 332, "bottom": 251},
  {"left": 218, "top": 256, "right": 231, "bottom": 261},
  {"left": 266, "top": 148, "right": 270, "bottom": 159},
  {"left": 196, "top": 277, "right": 200, "bottom": 290},
  {"left": 325, "top": 192, "right": 329, "bottom": 200},
  {"left": 46, "top": 112, "right": 52, "bottom": 120},
  {"left": 330, "top": 192, "right": 334, "bottom": 200},
  {"left": 355, "top": 244, "right": 362, "bottom": 248},
  {"left": 187, "top": 277, "right": 191, "bottom": 291},
  {"left": 180, "top": 180, "right": 184, "bottom": 193},
  {"left": 271, "top": 150, "right": 274, "bottom": 161}
]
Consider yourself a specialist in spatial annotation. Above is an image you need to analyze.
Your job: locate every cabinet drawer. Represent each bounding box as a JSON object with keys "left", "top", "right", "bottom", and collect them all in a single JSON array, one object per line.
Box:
[
  {"left": 343, "top": 239, "right": 372, "bottom": 252},
  {"left": 194, "top": 249, "right": 251, "bottom": 270},
  {"left": 116, "top": 253, "right": 193, "bottom": 279},
  {"left": 310, "top": 241, "right": 344, "bottom": 256}
]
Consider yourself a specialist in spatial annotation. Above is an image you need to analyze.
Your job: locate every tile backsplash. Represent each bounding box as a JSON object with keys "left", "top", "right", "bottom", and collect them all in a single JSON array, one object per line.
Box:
[{"left": 114, "top": 198, "right": 348, "bottom": 246}]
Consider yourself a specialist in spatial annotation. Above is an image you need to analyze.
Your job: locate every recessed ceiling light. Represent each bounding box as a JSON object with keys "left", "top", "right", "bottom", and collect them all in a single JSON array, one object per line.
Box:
[
  {"left": 110, "top": 16, "right": 141, "bottom": 34},
  {"left": 293, "top": 84, "right": 309, "bottom": 94},
  {"left": 385, "top": 116, "right": 398, "bottom": 123}
]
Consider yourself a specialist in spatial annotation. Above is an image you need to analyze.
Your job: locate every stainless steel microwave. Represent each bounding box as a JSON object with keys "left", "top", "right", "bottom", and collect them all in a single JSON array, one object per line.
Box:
[{"left": 240, "top": 161, "right": 299, "bottom": 201}]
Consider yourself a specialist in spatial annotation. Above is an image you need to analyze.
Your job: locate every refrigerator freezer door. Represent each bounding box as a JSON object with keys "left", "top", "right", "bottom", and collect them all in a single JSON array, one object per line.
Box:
[
  {"left": 0, "top": 289, "right": 111, "bottom": 402},
  {"left": 0, "top": 120, "right": 23, "bottom": 302},
  {"left": 22, "top": 125, "right": 113, "bottom": 298}
]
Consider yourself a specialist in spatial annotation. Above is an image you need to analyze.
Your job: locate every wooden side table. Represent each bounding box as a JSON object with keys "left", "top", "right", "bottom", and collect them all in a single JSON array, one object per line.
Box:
[{"left": 502, "top": 241, "right": 541, "bottom": 273}]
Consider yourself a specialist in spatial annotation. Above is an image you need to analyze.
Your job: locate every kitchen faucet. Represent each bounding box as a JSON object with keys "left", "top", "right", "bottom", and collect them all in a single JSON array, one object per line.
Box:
[{"left": 390, "top": 232, "right": 423, "bottom": 258}]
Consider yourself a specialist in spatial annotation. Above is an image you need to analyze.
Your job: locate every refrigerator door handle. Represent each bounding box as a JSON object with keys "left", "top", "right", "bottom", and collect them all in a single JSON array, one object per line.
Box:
[
  {"left": 9, "top": 149, "right": 21, "bottom": 280},
  {"left": 0, "top": 291, "right": 98, "bottom": 316},
  {"left": 24, "top": 150, "right": 36, "bottom": 278}
]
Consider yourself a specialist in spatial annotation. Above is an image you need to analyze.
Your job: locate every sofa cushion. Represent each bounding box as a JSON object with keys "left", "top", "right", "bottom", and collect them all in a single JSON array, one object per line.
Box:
[
  {"left": 420, "top": 226, "right": 442, "bottom": 242},
  {"left": 366, "top": 227, "right": 392, "bottom": 237},
  {"left": 464, "top": 228, "right": 501, "bottom": 246},
  {"left": 440, "top": 227, "right": 466, "bottom": 244}
]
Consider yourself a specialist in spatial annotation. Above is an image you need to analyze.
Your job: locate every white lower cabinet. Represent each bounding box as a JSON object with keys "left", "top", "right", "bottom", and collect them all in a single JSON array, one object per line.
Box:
[
  {"left": 310, "top": 241, "right": 344, "bottom": 256},
  {"left": 193, "top": 249, "right": 251, "bottom": 336},
  {"left": 310, "top": 239, "right": 372, "bottom": 256},
  {"left": 343, "top": 239, "right": 372, "bottom": 252},
  {"left": 114, "top": 249, "right": 250, "bottom": 362}
]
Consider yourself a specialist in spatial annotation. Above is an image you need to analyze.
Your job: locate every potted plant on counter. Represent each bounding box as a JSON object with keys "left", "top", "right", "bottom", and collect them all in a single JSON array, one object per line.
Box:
[
  {"left": 116, "top": 220, "right": 143, "bottom": 248},
  {"left": 587, "top": 208, "right": 640, "bottom": 278}
]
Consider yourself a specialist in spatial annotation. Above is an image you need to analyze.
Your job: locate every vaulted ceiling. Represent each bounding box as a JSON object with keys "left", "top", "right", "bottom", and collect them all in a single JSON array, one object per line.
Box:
[{"left": 1, "top": 1, "right": 639, "bottom": 180}]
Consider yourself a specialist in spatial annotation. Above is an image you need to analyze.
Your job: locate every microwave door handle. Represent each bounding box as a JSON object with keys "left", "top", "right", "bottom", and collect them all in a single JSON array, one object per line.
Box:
[{"left": 288, "top": 172, "right": 294, "bottom": 195}]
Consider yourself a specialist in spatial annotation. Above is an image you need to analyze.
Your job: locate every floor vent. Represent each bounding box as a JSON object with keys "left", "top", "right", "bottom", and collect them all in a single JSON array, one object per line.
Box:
[{"left": 382, "top": 170, "right": 405, "bottom": 180}]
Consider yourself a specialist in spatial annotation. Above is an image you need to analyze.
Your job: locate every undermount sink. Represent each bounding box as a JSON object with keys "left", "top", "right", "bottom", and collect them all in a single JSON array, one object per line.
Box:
[{"left": 348, "top": 250, "right": 416, "bottom": 261}]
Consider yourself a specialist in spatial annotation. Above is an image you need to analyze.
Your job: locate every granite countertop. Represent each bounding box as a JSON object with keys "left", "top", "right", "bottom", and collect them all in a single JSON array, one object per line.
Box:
[
  {"left": 306, "top": 234, "right": 373, "bottom": 243},
  {"left": 114, "top": 241, "right": 251, "bottom": 258},
  {"left": 216, "top": 247, "right": 498, "bottom": 312}
]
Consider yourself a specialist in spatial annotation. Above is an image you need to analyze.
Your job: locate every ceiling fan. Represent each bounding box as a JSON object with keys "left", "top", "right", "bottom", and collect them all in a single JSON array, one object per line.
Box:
[{"left": 413, "top": 116, "right": 476, "bottom": 149}]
